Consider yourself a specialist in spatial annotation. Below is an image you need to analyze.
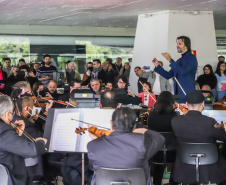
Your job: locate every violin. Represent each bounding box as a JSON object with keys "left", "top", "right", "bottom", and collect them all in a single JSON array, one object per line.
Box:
[
  {"left": 41, "top": 97, "right": 76, "bottom": 107},
  {"left": 213, "top": 102, "right": 226, "bottom": 110},
  {"left": 10, "top": 121, "right": 35, "bottom": 142},
  {"left": 75, "top": 126, "right": 111, "bottom": 137},
  {"left": 178, "top": 105, "right": 188, "bottom": 114}
]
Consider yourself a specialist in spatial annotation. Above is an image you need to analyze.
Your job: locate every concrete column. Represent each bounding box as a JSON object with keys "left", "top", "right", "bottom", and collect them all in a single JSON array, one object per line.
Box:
[{"left": 129, "top": 10, "right": 218, "bottom": 94}]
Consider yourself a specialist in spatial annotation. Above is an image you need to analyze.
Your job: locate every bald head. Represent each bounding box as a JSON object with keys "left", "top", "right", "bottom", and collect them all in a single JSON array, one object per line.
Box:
[{"left": 48, "top": 80, "right": 57, "bottom": 93}]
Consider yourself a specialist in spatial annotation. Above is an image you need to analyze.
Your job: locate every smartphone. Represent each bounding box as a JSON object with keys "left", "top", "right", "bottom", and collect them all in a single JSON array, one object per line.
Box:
[{"left": 144, "top": 66, "right": 150, "bottom": 70}]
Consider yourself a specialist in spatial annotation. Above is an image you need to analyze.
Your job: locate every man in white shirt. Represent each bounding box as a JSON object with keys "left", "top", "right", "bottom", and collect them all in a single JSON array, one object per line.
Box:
[{"left": 139, "top": 61, "right": 170, "bottom": 98}]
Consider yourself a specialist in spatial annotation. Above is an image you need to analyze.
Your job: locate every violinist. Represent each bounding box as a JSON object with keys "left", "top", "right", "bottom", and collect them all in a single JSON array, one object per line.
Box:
[
  {"left": 43, "top": 80, "right": 62, "bottom": 100},
  {"left": 171, "top": 90, "right": 226, "bottom": 184},
  {"left": 114, "top": 75, "right": 142, "bottom": 105},
  {"left": 0, "top": 95, "right": 47, "bottom": 185},
  {"left": 61, "top": 91, "right": 120, "bottom": 185},
  {"left": 87, "top": 107, "right": 165, "bottom": 185},
  {"left": 11, "top": 89, "right": 47, "bottom": 182},
  {"left": 58, "top": 79, "right": 81, "bottom": 102},
  {"left": 137, "top": 82, "right": 156, "bottom": 107},
  {"left": 147, "top": 91, "right": 177, "bottom": 185},
  {"left": 90, "top": 78, "right": 101, "bottom": 95}
]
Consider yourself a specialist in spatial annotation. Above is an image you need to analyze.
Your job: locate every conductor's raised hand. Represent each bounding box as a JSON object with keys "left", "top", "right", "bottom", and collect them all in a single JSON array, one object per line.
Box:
[
  {"left": 161, "top": 52, "right": 172, "bottom": 62},
  {"left": 152, "top": 58, "right": 159, "bottom": 67}
]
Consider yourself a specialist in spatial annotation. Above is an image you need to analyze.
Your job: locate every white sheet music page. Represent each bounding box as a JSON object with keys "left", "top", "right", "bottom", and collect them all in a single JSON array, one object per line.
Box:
[
  {"left": 51, "top": 112, "right": 80, "bottom": 152},
  {"left": 78, "top": 109, "right": 114, "bottom": 152}
]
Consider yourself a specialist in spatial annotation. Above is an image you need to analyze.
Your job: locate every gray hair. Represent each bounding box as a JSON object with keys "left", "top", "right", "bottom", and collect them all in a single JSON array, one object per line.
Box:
[
  {"left": 90, "top": 78, "right": 100, "bottom": 83},
  {"left": 0, "top": 95, "right": 13, "bottom": 117},
  {"left": 68, "top": 62, "right": 76, "bottom": 68}
]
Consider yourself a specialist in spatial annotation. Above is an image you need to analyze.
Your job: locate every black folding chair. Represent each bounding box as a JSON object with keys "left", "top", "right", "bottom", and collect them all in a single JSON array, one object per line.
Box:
[{"left": 177, "top": 142, "right": 218, "bottom": 183}]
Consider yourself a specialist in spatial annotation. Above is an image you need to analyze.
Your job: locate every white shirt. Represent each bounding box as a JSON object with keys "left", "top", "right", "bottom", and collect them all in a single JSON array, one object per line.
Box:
[
  {"left": 152, "top": 72, "right": 161, "bottom": 95},
  {"left": 144, "top": 94, "right": 149, "bottom": 106}
]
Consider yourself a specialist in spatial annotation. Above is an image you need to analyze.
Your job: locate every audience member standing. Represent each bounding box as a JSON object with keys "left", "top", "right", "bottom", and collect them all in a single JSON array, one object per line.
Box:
[
  {"left": 36, "top": 54, "right": 57, "bottom": 87},
  {"left": 140, "top": 61, "right": 170, "bottom": 98},
  {"left": 197, "top": 64, "right": 217, "bottom": 89},
  {"left": 91, "top": 59, "right": 103, "bottom": 80},
  {"left": 112, "top": 57, "right": 124, "bottom": 76},
  {"left": 123, "top": 62, "right": 130, "bottom": 81},
  {"left": 3, "top": 57, "right": 12, "bottom": 75},
  {"left": 134, "top": 66, "right": 147, "bottom": 93},
  {"left": 0, "top": 63, "right": 7, "bottom": 93},
  {"left": 215, "top": 61, "right": 226, "bottom": 101}
]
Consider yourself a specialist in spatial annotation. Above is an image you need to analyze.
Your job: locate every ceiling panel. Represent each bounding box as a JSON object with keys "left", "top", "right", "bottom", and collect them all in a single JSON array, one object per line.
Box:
[{"left": 0, "top": 0, "right": 226, "bottom": 29}]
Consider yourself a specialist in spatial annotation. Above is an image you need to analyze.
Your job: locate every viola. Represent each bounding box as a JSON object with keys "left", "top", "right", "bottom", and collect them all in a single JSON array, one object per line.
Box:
[
  {"left": 178, "top": 105, "right": 188, "bottom": 114},
  {"left": 75, "top": 126, "right": 111, "bottom": 137}
]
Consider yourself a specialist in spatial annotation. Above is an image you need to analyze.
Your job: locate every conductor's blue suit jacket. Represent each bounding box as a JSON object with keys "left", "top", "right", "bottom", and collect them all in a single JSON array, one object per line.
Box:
[{"left": 154, "top": 51, "right": 198, "bottom": 103}]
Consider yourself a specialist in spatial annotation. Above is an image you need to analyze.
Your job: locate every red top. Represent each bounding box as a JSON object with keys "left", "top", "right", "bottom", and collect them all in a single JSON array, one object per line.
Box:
[{"left": 137, "top": 92, "right": 156, "bottom": 107}]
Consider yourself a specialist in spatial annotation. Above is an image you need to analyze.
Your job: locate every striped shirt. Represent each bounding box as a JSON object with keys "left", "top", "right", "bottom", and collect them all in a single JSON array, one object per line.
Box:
[{"left": 36, "top": 66, "right": 57, "bottom": 87}]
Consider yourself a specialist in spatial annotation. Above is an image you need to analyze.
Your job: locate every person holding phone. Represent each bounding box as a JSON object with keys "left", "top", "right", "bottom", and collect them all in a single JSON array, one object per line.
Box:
[{"left": 139, "top": 61, "right": 170, "bottom": 99}]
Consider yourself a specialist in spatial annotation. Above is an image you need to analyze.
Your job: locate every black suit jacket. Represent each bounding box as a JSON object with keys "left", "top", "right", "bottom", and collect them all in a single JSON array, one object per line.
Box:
[
  {"left": 88, "top": 130, "right": 165, "bottom": 185},
  {"left": 0, "top": 119, "right": 45, "bottom": 185},
  {"left": 172, "top": 110, "right": 226, "bottom": 183}
]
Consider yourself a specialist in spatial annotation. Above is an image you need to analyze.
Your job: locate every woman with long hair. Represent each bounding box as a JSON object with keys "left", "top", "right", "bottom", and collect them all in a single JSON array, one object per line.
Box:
[
  {"left": 197, "top": 64, "right": 217, "bottom": 89},
  {"left": 148, "top": 91, "right": 177, "bottom": 185},
  {"left": 215, "top": 61, "right": 226, "bottom": 101},
  {"left": 137, "top": 82, "right": 156, "bottom": 107}
]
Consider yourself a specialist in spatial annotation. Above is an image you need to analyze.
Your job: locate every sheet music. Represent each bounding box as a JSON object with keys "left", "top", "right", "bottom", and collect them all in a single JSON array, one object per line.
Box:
[
  {"left": 78, "top": 109, "right": 113, "bottom": 152},
  {"left": 83, "top": 109, "right": 113, "bottom": 129},
  {"left": 202, "top": 110, "right": 226, "bottom": 124},
  {"left": 50, "top": 112, "right": 80, "bottom": 152}
]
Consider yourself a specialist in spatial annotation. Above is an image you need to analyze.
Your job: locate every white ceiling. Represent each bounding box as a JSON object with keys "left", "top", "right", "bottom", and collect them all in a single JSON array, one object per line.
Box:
[{"left": 0, "top": 0, "right": 226, "bottom": 29}]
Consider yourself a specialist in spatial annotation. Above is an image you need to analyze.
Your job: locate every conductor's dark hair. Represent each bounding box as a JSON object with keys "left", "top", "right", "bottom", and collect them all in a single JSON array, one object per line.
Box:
[
  {"left": 154, "top": 91, "right": 175, "bottom": 114},
  {"left": 215, "top": 61, "right": 226, "bottom": 76},
  {"left": 93, "top": 59, "right": 101, "bottom": 65},
  {"left": 43, "top": 54, "right": 51, "bottom": 59},
  {"left": 112, "top": 107, "right": 136, "bottom": 133},
  {"left": 100, "top": 91, "right": 118, "bottom": 108},
  {"left": 177, "top": 36, "right": 191, "bottom": 51}
]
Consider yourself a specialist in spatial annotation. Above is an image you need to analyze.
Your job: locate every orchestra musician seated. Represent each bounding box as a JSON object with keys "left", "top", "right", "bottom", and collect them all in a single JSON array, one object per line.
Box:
[
  {"left": 90, "top": 78, "right": 101, "bottom": 95},
  {"left": 171, "top": 90, "right": 226, "bottom": 184},
  {"left": 11, "top": 89, "right": 48, "bottom": 183},
  {"left": 148, "top": 91, "right": 177, "bottom": 185},
  {"left": 58, "top": 79, "right": 81, "bottom": 102},
  {"left": 114, "top": 75, "right": 142, "bottom": 105},
  {"left": 87, "top": 107, "right": 165, "bottom": 185},
  {"left": 61, "top": 91, "right": 120, "bottom": 185},
  {"left": 0, "top": 95, "right": 47, "bottom": 185}
]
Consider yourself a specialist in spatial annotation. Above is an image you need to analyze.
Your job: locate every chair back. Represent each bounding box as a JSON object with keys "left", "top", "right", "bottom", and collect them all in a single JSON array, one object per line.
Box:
[
  {"left": 0, "top": 164, "right": 9, "bottom": 185},
  {"left": 178, "top": 142, "right": 218, "bottom": 165},
  {"left": 161, "top": 132, "right": 177, "bottom": 151},
  {"left": 96, "top": 167, "right": 146, "bottom": 185}
]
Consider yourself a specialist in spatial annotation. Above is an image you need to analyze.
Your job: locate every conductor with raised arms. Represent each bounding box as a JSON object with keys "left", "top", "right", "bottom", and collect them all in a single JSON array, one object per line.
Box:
[{"left": 152, "top": 36, "right": 198, "bottom": 103}]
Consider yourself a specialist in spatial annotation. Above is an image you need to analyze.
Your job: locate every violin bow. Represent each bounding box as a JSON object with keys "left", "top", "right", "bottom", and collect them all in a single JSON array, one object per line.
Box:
[
  {"left": 174, "top": 77, "right": 186, "bottom": 96},
  {"left": 139, "top": 81, "right": 156, "bottom": 102},
  {"left": 71, "top": 118, "right": 111, "bottom": 130}
]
